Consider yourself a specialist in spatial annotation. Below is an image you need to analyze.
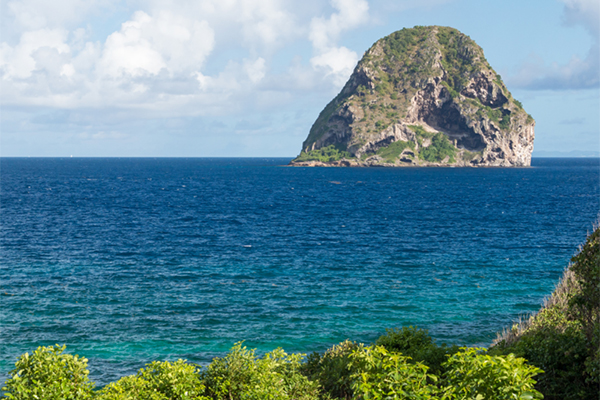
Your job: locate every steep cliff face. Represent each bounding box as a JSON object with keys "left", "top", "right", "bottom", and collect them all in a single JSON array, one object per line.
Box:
[{"left": 290, "top": 26, "right": 535, "bottom": 167}]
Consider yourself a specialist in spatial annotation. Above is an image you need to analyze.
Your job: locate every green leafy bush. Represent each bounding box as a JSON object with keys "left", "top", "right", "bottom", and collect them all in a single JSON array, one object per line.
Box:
[
  {"left": 492, "top": 322, "right": 588, "bottom": 400},
  {"left": 2, "top": 344, "right": 95, "bottom": 400},
  {"left": 301, "top": 340, "right": 361, "bottom": 399},
  {"left": 492, "top": 225, "right": 600, "bottom": 399},
  {"left": 98, "top": 359, "right": 207, "bottom": 400},
  {"left": 375, "top": 326, "right": 460, "bottom": 376},
  {"left": 568, "top": 225, "right": 599, "bottom": 345},
  {"left": 499, "top": 114, "right": 511, "bottom": 130},
  {"left": 349, "top": 345, "right": 440, "bottom": 400},
  {"left": 201, "top": 342, "right": 319, "bottom": 400},
  {"left": 419, "top": 132, "right": 457, "bottom": 163},
  {"left": 96, "top": 376, "right": 167, "bottom": 400},
  {"left": 442, "top": 347, "right": 543, "bottom": 400}
]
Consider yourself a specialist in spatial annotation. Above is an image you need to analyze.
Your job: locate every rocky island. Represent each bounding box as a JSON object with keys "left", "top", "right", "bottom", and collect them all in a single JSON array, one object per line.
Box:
[{"left": 290, "top": 26, "right": 535, "bottom": 167}]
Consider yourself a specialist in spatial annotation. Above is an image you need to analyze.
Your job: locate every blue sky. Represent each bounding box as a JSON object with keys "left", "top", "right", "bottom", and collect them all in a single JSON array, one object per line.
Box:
[{"left": 1, "top": 0, "right": 598, "bottom": 157}]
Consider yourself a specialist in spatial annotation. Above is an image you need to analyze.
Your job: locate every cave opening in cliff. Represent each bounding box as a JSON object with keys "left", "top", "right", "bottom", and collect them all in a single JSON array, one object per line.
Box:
[{"left": 424, "top": 101, "right": 486, "bottom": 152}]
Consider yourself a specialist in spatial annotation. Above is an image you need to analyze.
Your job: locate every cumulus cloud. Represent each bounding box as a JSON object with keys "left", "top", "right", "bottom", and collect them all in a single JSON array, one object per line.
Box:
[
  {"left": 308, "top": 0, "right": 369, "bottom": 86},
  {"left": 0, "top": 28, "right": 70, "bottom": 79},
  {"left": 0, "top": 0, "right": 372, "bottom": 115},
  {"left": 511, "top": 0, "right": 599, "bottom": 90},
  {"left": 0, "top": 8, "right": 219, "bottom": 110},
  {"left": 99, "top": 10, "right": 214, "bottom": 77},
  {"left": 310, "top": 46, "right": 360, "bottom": 86}
]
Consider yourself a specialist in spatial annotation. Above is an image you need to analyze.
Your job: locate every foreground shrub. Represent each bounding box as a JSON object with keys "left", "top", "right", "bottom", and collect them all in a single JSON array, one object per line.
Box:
[
  {"left": 375, "top": 326, "right": 460, "bottom": 376},
  {"left": 492, "top": 225, "right": 600, "bottom": 399},
  {"left": 349, "top": 345, "right": 439, "bottom": 400},
  {"left": 2, "top": 344, "right": 95, "bottom": 400},
  {"left": 97, "top": 359, "right": 207, "bottom": 400},
  {"left": 301, "top": 340, "right": 362, "bottom": 399},
  {"left": 201, "top": 342, "right": 320, "bottom": 400},
  {"left": 567, "top": 224, "right": 599, "bottom": 388},
  {"left": 96, "top": 376, "right": 165, "bottom": 400},
  {"left": 491, "top": 312, "right": 589, "bottom": 400},
  {"left": 442, "top": 347, "right": 543, "bottom": 400}
]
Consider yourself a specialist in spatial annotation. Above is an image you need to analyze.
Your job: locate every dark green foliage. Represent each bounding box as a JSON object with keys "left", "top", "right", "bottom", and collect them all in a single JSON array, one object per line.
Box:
[
  {"left": 418, "top": 132, "right": 457, "bottom": 163},
  {"left": 2, "top": 344, "right": 95, "bottom": 400},
  {"left": 375, "top": 326, "right": 460, "bottom": 377},
  {"left": 294, "top": 145, "right": 352, "bottom": 163},
  {"left": 436, "top": 27, "right": 480, "bottom": 93},
  {"left": 568, "top": 226, "right": 599, "bottom": 342},
  {"left": 301, "top": 340, "right": 361, "bottom": 399},
  {"left": 492, "top": 225, "right": 600, "bottom": 400},
  {"left": 499, "top": 114, "right": 511, "bottom": 130},
  {"left": 492, "top": 320, "right": 589, "bottom": 400},
  {"left": 376, "top": 326, "right": 434, "bottom": 351},
  {"left": 568, "top": 226, "right": 599, "bottom": 388}
]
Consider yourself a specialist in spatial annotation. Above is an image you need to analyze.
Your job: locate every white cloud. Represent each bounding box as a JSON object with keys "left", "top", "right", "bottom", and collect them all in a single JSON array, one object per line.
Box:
[
  {"left": 510, "top": 0, "right": 599, "bottom": 90},
  {"left": 0, "top": 28, "right": 70, "bottom": 79},
  {"left": 244, "top": 57, "right": 266, "bottom": 83},
  {"left": 99, "top": 10, "right": 214, "bottom": 78},
  {"left": 100, "top": 12, "right": 167, "bottom": 77},
  {"left": 308, "top": 0, "right": 369, "bottom": 89},
  {"left": 144, "top": 0, "right": 300, "bottom": 53},
  {"left": 310, "top": 46, "right": 359, "bottom": 86},
  {"left": 1, "top": 0, "right": 369, "bottom": 113}
]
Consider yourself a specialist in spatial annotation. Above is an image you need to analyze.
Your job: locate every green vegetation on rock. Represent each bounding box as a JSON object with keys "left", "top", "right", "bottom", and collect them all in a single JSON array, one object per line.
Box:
[
  {"left": 408, "top": 125, "right": 457, "bottom": 163},
  {"left": 294, "top": 145, "right": 353, "bottom": 163},
  {"left": 376, "top": 140, "right": 414, "bottom": 163}
]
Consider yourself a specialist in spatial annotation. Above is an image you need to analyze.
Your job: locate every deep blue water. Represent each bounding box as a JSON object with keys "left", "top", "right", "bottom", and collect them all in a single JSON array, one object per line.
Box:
[{"left": 1, "top": 157, "right": 598, "bottom": 386}]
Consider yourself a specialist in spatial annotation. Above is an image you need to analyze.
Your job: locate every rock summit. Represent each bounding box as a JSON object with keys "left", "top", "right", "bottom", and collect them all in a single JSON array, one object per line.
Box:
[{"left": 290, "top": 26, "right": 535, "bottom": 167}]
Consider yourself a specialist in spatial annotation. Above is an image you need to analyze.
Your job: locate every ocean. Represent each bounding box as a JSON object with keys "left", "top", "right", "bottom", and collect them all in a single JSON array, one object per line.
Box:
[{"left": 1, "top": 157, "right": 598, "bottom": 386}]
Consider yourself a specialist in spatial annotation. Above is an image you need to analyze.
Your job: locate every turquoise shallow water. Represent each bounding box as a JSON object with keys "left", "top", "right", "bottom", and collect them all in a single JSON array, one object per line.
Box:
[{"left": 1, "top": 157, "right": 598, "bottom": 386}]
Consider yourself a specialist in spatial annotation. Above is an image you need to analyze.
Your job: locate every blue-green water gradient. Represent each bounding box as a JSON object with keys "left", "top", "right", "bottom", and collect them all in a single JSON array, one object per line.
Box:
[{"left": 1, "top": 157, "right": 598, "bottom": 386}]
